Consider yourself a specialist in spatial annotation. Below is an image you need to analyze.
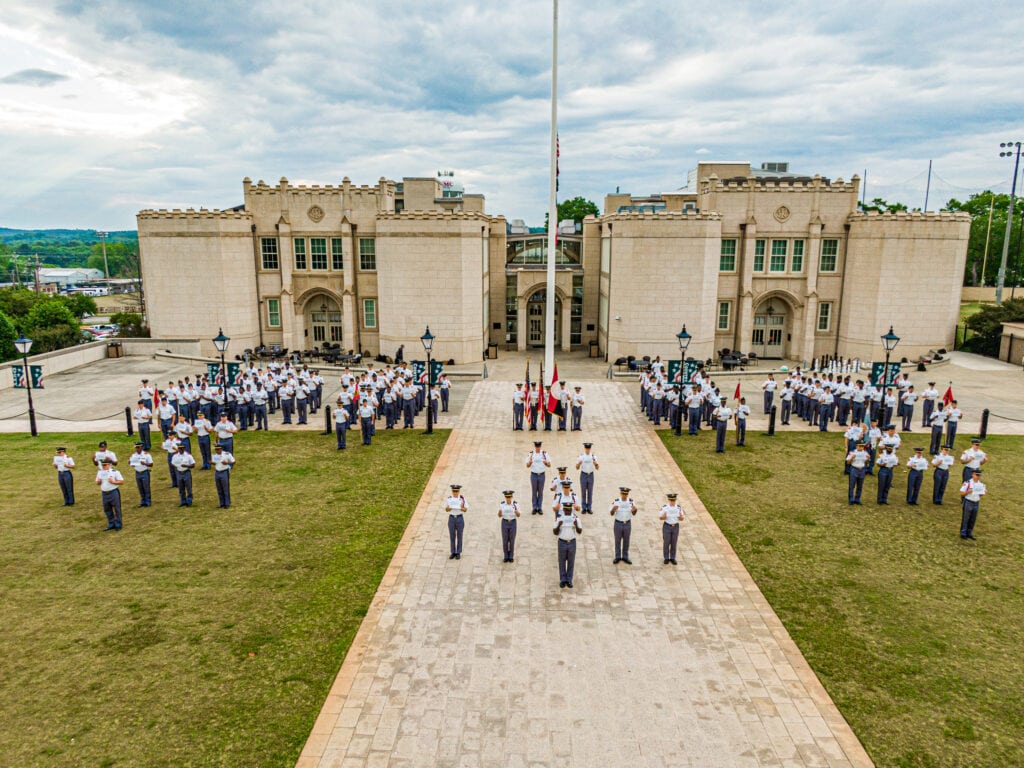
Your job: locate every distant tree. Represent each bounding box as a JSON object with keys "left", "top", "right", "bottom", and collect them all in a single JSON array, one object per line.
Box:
[
  {"left": 58, "top": 293, "right": 98, "bottom": 319},
  {"left": 946, "top": 192, "right": 1022, "bottom": 287},
  {"left": 860, "top": 197, "right": 909, "bottom": 213},
  {"left": 963, "top": 297, "right": 1024, "bottom": 357},
  {"left": 0, "top": 310, "right": 17, "bottom": 362},
  {"left": 545, "top": 196, "right": 601, "bottom": 230},
  {"left": 87, "top": 241, "right": 134, "bottom": 276},
  {"left": 111, "top": 311, "right": 149, "bottom": 337},
  {"left": 27, "top": 300, "right": 77, "bottom": 331},
  {"left": 0, "top": 288, "right": 46, "bottom": 327}
]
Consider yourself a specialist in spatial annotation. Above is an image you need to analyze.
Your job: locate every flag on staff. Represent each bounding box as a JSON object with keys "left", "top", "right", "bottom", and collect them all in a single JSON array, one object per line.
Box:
[
  {"left": 525, "top": 359, "right": 533, "bottom": 427},
  {"left": 546, "top": 362, "right": 560, "bottom": 415},
  {"left": 942, "top": 383, "right": 955, "bottom": 406},
  {"left": 556, "top": 133, "right": 560, "bottom": 193},
  {"left": 733, "top": 381, "right": 741, "bottom": 401}
]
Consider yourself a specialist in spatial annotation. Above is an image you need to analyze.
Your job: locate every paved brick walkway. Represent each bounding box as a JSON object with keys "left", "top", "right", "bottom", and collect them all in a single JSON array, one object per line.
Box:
[{"left": 302, "top": 379, "right": 873, "bottom": 767}]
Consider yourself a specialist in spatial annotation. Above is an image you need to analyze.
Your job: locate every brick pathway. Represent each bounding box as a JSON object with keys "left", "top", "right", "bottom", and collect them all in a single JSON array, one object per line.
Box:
[{"left": 298, "top": 380, "right": 872, "bottom": 767}]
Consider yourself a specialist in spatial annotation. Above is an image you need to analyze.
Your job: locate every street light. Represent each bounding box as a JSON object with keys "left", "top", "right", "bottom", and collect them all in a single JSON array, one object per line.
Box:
[
  {"left": 96, "top": 230, "right": 110, "bottom": 280},
  {"left": 881, "top": 325, "right": 900, "bottom": 394},
  {"left": 14, "top": 335, "right": 38, "bottom": 437},
  {"left": 674, "top": 324, "right": 691, "bottom": 436},
  {"left": 421, "top": 326, "right": 435, "bottom": 435},
  {"left": 212, "top": 328, "right": 230, "bottom": 389},
  {"left": 997, "top": 141, "right": 1022, "bottom": 305}
]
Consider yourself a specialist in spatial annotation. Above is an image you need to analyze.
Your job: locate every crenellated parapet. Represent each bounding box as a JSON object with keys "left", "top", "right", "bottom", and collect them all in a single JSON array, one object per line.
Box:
[
  {"left": 701, "top": 173, "right": 860, "bottom": 193},
  {"left": 600, "top": 211, "right": 723, "bottom": 223},
  {"left": 137, "top": 208, "right": 252, "bottom": 220},
  {"left": 847, "top": 210, "right": 971, "bottom": 223}
]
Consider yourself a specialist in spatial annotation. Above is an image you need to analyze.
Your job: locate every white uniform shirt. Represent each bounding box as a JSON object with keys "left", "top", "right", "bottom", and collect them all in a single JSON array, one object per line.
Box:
[
  {"left": 499, "top": 501, "right": 519, "bottom": 520},
  {"left": 660, "top": 504, "right": 683, "bottom": 525},
  {"left": 96, "top": 468, "right": 124, "bottom": 492},
  {"left": 444, "top": 495, "right": 467, "bottom": 516},
  {"left": 553, "top": 491, "right": 579, "bottom": 511},
  {"left": 906, "top": 455, "right": 929, "bottom": 471},
  {"left": 527, "top": 451, "right": 549, "bottom": 474},
  {"left": 876, "top": 452, "right": 899, "bottom": 469},
  {"left": 173, "top": 421, "right": 194, "bottom": 439},
  {"left": 158, "top": 403, "right": 176, "bottom": 420},
  {"left": 357, "top": 403, "right": 375, "bottom": 419},
  {"left": 53, "top": 454, "right": 75, "bottom": 472},
  {"left": 555, "top": 512, "right": 580, "bottom": 540},
  {"left": 960, "top": 448, "right": 986, "bottom": 469},
  {"left": 762, "top": 379, "right": 777, "bottom": 392},
  {"left": 572, "top": 392, "right": 585, "bottom": 407},
  {"left": 959, "top": 480, "right": 986, "bottom": 502},
  {"left": 929, "top": 409, "right": 947, "bottom": 428},
  {"left": 931, "top": 454, "right": 955, "bottom": 471},
  {"left": 128, "top": 451, "right": 153, "bottom": 473},
  {"left": 550, "top": 476, "right": 571, "bottom": 492},
  {"left": 162, "top": 437, "right": 180, "bottom": 455},
  {"left": 134, "top": 407, "right": 152, "bottom": 423},
  {"left": 334, "top": 406, "right": 350, "bottom": 424},
  {"left": 846, "top": 450, "right": 870, "bottom": 469},
  {"left": 902, "top": 391, "right": 918, "bottom": 407},
  {"left": 171, "top": 452, "right": 196, "bottom": 472},
  {"left": 214, "top": 420, "right": 238, "bottom": 440},
  {"left": 880, "top": 433, "right": 902, "bottom": 451},
  {"left": 512, "top": 389, "right": 525, "bottom": 405},
  {"left": 93, "top": 449, "right": 117, "bottom": 466},
  {"left": 735, "top": 404, "right": 750, "bottom": 421},
  {"left": 194, "top": 417, "right": 212, "bottom": 437},
  {"left": 611, "top": 497, "right": 636, "bottom": 522},
  {"left": 714, "top": 406, "right": 732, "bottom": 422},
  {"left": 212, "top": 451, "right": 235, "bottom": 472},
  {"left": 946, "top": 407, "right": 961, "bottom": 423},
  {"left": 577, "top": 453, "right": 598, "bottom": 474}
]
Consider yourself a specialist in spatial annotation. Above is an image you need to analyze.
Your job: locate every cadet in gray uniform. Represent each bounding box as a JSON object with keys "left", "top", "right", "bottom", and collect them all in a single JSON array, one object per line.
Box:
[
  {"left": 575, "top": 443, "right": 599, "bottom": 513},
  {"left": 95, "top": 459, "right": 124, "bottom": 531},
  {"left": 498, "top": 490, "right": 520, "bottom": 562},
  {"left": 53, "top": 446, "right": 76, "bottom": 506},
  {"left": 526, "top": 441, "right": 551, "bottom": 514},
  {"left": 845, "top": 441, "right": 869, "bottom": 505},
  {"left": 905, "top": 447, "right": 928, "bottom": 505},
  {"left": 610, "top": 486, "right": 637, "bottom": 564},
  {"left": 959, "top": 469, "right": 986, "bottom": 540},
  {"left": 659, "top": 492, "right": 683, "bottom": 564},
  {"left": 445, "top": 484, "right": 467, "bottom": 559},
  {"left": 931, "top": 445, "right": 954, "bottom": 505},
  {"left": 212, "top": 444, "right": 235, "bottom": 508},
  {"left": 554, "top": 501, "right": 582, "bottom": 588}
]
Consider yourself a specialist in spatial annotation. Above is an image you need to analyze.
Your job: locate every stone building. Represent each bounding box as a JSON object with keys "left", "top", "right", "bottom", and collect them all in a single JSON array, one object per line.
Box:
[{"left": 138, "top": 162, "right": 970, "bottom": 364}]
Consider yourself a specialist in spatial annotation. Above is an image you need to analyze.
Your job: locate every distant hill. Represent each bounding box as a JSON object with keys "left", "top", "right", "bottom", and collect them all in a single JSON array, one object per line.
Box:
[
  {"left": 0, "top": 228, "right": 137, "bottom": 243},
  {"left": 0, "top": 229, "right": 137, "bottom": 269}
]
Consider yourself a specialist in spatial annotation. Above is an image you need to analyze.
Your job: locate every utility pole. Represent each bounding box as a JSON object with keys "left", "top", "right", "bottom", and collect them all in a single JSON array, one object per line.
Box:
[
  {"left": 997, "top": 142, "right": 1022, "bottom": 305},
  {"left": 97, "top": 230, "right": 110, "bottom": 279}
]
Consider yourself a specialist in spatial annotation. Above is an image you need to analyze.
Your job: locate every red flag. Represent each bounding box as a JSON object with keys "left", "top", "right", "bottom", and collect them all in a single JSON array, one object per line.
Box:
[
  {"left": 546, "top": 362, "right": 560, "bottom": 413},
  {"left": 733, "top": 382, "right": 741, "bottom": 401},
  {"left": 942, "top": 385, "right": 954, "bottom": 406}
]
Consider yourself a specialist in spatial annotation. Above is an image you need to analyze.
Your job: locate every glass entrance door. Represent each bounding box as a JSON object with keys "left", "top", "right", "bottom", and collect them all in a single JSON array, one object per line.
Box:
[
  {"left": 526, "top": 290, "right": 560, "bottom": 347},
  {"left": 752, "top": 312, "right": 786, "bottom": 358}
]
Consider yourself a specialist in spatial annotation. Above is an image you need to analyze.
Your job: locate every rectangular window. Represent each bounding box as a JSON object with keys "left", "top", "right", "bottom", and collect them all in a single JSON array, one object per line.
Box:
[
  {"left": 266, "top": 298, "right": 281, "bottom": 327},
  {"left": 571, "top": 274, "right": 583, "bottom": 345},
  {"left": 753, "top": 239, "right": 765, "bottom": 272},
  {"left": 791, "top": 240, "right": 805, "bottom": 272},
  {"left": 818, "top": 302, "right": 833, "bottom": 331},
  {"left": 363, "top": 298, "right": 377, "bottom": 328},
  {"left": 719, "top": 239, "right": 737, "bottom": 272},
  {"left": 359, "top": 238, "right": 376, "bottom": 270},
  {"left": 310, "top": 237, "right": 327, "bottom": 270},
  {"left": 820, "top": 239, "right": 839, "bottom": 272},
  {"left": 770, "top": 240, "right": 787, "bottom": 272},
  {"left": 260, "top": 237, "right": 279, "bottom": 270},
  {"left": 600, "top": 237, "right": 610, "bottom": 273},
  {"left": 331, "top": 238, "right": 344, "bottom": 270},
  {"left": 717, "top": 301, "right": 731, "bottom": 331},
  {"left": 293, "top": 238, "right": 306, "bottom": 270}
]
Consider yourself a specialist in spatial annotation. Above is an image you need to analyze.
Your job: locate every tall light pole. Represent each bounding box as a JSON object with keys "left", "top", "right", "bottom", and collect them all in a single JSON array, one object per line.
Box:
[
  {"left": 14, "top": 335, "right": 38, "bottom": 437},
  {"left": 881, "top": 326, "right": 900, "bottom": 393},
  {"left": 96, "top": 230, "right": 110, "bottom": 280},
  {"left": 421, "top": 326, "right": 435, "bottom": 435},
  {"left": 674, "top": 324, "right": 691, "bottom": 436},
  {"left": 996, "top": 141, "right": 1022, "bottom": 305},
  {"left": 213, "top": 328, "right": 230, "bottom": 389}
]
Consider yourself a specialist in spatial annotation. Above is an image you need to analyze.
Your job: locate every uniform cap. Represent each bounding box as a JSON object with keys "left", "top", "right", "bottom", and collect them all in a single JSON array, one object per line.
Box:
[
  {"left": 972, "top": 469, "right": 982, "bottom": 475},
  {"left": 583, "top": 442, "right": 592, "bottom": 448},
  {"left": 561, "top": 501, "right": 573, "bottom": 509},
  {"left": 502, "top": 490, "right": 514, "bottom": 496},
  {"left": 214, "top": 444, "right": 223, "bottom": 450},
  {"left": 134, "top": 442, "right": 142, "bottom": 447},
  {"left": 619, "top": 486, "right": 631, "bottom": 493},
  {"left": 856, "top": 442, "right": 866, "bottom": 447},
  {"left": 533, "top": 441, "right": 542, "bottom": 446},
  {"left": 666, "top": 493, "right": 678, "bottom": 500},
  {"left": 516, "top": 383, "right": 522, "bottom": 387},
  {"left": 98, "top": 440, "right": 107, "bottom": 446},
  {"left": 101, "top": 459, "right": 112, "bottom": 465},
  {"left": 176, "top": 444, "right": 185, "bottom": 451},
  {"left": 574, "top": 386, "right": 581, "bottom": 390},
  {"left": 560, "top": 480, "right": 572, "bottom": 486},
  {"left": 971, "top": 438, "right": 981, "bottom": 444},
  {"left": 141, "top": 378, "right": 148, "bottom": 382},
  {"left": 138, "top": 399, "right": 145, "bottom": 404},
  {"left": 928, "top": 381, "right": 935, "bottom": 385},
  {"left": 557, "top": 466, "right": 567, "bottom": 472},
  {"left": 450, "top": 484, "right": 461, "bottom": 491},
  {"left": 56, "top": 446, "right": 65, "bottom": 452}
]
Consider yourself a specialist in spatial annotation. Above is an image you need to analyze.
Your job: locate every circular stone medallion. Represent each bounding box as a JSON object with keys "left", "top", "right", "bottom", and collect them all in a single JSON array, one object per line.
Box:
[{"left": 307, "top": 205, "right": 325, "bottom": 223}]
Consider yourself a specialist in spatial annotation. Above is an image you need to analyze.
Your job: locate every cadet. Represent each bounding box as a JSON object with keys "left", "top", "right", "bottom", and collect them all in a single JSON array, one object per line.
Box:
[
  {"left": 439, "top": 374, "right": 451, "bottom": 412},
  {"left": 527, "top": 383, "right": 540, "bottom": 430},
  {"left": 512, "top": 384, "right": 525, "bottom": 430},
  {"left": 959, "top": 438, "right": 987, "bottom": 483},
  {"left": 900, "top": 386, "right": 918, "bottom": 432},
  {"left": 93, "top": 440, "right": 118, "bottom": 467},
  {"left": 571, "top": 386, "right": 585, "bottom": 431},
  {"left": 552, "top": 479, "right": 580, "bottom": 515},
  {"left": 252, "top": 384, "right": 268, "bottom": 430},
  {"left": 157, "top": 396, "right": 176, "bottom": 438},
  {"left": 686, "top": 388, "right": 703, "bottom": 434},
  {"left": 134, "top": 400, "right": 153, "bottom": 450},
  {"left": 610, "top": 486, "right": 637, "bottom": 564},
  {"left": 333, "top": 399, "right": 350, "bottom": 449},
  {"left": 554, "top": 500, "right": 582, "bottom": 588},
  {"left": 171, "top": 444, "right": 196, "bottom": 507},
  {"left": 95, "top": 458, "right": 124, "bottom": 531},
  {"left": 845, "top": 442, "right": 870, "bottom": 504},
  {"left": 945, "top": 400, "right": 962, "bottom": 448},
  {"left": 526, "top": 441, "right": 551, "bottom": 514},
  {"left": 875, "top": 445, "right": 899, "bottom": 504},
  {"left": 161, "top": 434, "right": 181, "bottom": 487},
  {"left": 779, "top": 382, "right": 794, "bottom": 425},
  {"left": 659, "top": 492, "right": 683, "bottom": 564},
  {"left": 905, "top": 447, "right": 928, "bottom": 505},
  {"left": 575, "top": 443, "right": 599, "bottom": 513},
  {"left": 498, "top": 489, "right": 520, "bottom": 563},
  {"left": 734, "top": 397, "right": 750, "bottom": 446},
  {"left": 549, "top": 466, "right": 572, "bottom": 496},
  {"left": 931, "top": 445, "right": 954, "bottom": 505},
  {"left": 927, "top": 403, "right": 946, "bottom": 455},
  {"left": 173, "top": 415, "right": 194, "bottom": 455},
  {"left": 959, "top": 469, "right": 986, "bottom": 540},
  {"left": 761, "top": 373, "right": 777, "bottom": 413},
  {"left": 215, "top": 412, "right": 238, "bottom": 453},
  {"left": 444, "top": 484, "right": 467, "bottom": 560},
  {"left": 128, "top": 442, "right": 153, "bottom": 507},
  {"left": 194, "top": 411, "right": 213, "bottom": 470},
  {"left": 358, "top": 399, "right": 375, "bottom": 445},
  {"left": 712, "top": 400, "right": 732, "bottom": 453},
  {"left": 212, "top": 444, "right": 236, "bottom": 508},
  {"left": 53, "top": 446, "right": 76, "bottom": 506}
]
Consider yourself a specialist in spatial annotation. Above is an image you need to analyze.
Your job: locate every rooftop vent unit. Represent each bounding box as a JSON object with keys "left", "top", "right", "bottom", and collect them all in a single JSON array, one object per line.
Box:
[{"left": 761, "top": 162, "right": 789, "bottom": 173}]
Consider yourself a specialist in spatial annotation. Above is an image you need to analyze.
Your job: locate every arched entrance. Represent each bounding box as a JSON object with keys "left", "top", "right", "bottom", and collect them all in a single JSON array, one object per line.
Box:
[
  {"left": 306, "top": 295, "right": 343, "bottom": 346},
  {"left": 526, "top": 289, "right": 561, "bottom": 347},
  {"left": 751, "top": 296, "right": 789, "bottom": 359}
]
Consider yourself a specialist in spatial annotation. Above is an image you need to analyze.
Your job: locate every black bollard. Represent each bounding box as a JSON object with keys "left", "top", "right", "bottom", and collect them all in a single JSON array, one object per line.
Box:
[
  {"left": 125, "top": 407, "right": 134, "bottom": 437},
  {"left": 980, "top": 408, "right": 989, "bottom": 440},
  {"left": 323, "top": 405, "right": 332, "bottom": 436},
  {"left": 767, "top": 404, "right": 777, "bottom": 437}
]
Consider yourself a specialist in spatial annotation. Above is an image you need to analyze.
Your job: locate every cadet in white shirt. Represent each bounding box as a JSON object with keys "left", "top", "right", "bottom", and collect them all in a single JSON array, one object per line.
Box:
[
  {"left": 959, "top": 438, "right": 987, "bottom": 483},
  {"left": 512, "top": 384, "right": 525, "bottom": 431},
  {"left": 845, "top": 441, "right": 870, "bottom": 504},
  {"left": 900, "top": 386, "right": 918, "bottom": 432},
  {"left": 439, "top": 374, "right": 451, "bottom": 413},
  {"left": 875, "top": 446, "right": 899, "bottom": 504},
  {"left": 134, "top": 400, "right": 153, "bottom": 450},
  {"left": 358, "top": 399, "right": 375, "bottom": 445},
  {"left": 95, "top": 459, "right": 124, "bottom": 531},
  {"left": 734, "top": 398, "right": 751, "bottom": 446},
  {"left": 53, "top": 446, "right": 76, "bottom": 506},
  {"left": 905, "top": 447, "right": 929, "bottom": 505},
  {"left": 610, "top": 486, "right": 637, "bottom": 564},
  {"left": 713, "top": 402, "right": 732, "bottom": 453},
  {"left": 959, "top": 469, "right": 986, "bottom": 540},
  {"left": 194, "top": 412, "right": 214, "bottom": 469},
  {"left": 575, "top": 443, "right": 599, "bottom": 513},
  {"left": 333, "top": 400, "right": 350, "bottom": 450},
  {"left": 212, "top": 444, "right": 235, "bottom": 508},
  {"left": 526, "top": 441, "right": 551, "bottom": 514},
  {"left": 659, "top": 492, "right": 683, "bottom": 564},
  {"left": 761, "top": 374, "right": 777, "bottom": 414},
  {"left": 161, "top": 435, "right": 181, "bottom": 486},
  {"left": 92, "top": 441, "right": 118, "bottom": 468},
  {"left": 944, "top": 400, "right": 962, "bottom": 449},
  {"left": 552, "top": 480, "right": 581, "bottom": 515},
  {"left": 931, "top": 446, "right": 954, "bottom": 505},
  {"left": 570, "top": 386, "right": 585, "bottom": 431},
  {"left": 171, "top": 444, "right": 196, "bottom": 507},
  {"left": 498, "top": 489, "right": 520, "bottom": 563},
  {"left": 444, "top": 484, "right": 467, "bottom": 559},
  {"left": 920, "top": 383, "right": 938, "bottom": 427},
  {"left": 928, "top": 405, "right": 947, "bottom": 455},
  {"left": 214, "top": 413, "right": 238, "bottom": 453},
  {"left": 173, "top": 416, "right": 194, "bottom": 455},
  {"left": 554, "top": 501, "right": 582, "bottom": 588},
  {"left": 157, "top": 397, "right": 176, "bottom": 438},
  {"left": 128, "top": 442, "right": 153, "bottom": 507}
]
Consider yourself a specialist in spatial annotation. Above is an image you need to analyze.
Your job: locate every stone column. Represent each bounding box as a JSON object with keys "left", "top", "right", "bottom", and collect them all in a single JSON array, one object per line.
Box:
[
  {"left": 277, "top": 217, "right": 296, "bottom": 350},
  {"left": 736, "top": 219, "right": 757, "bottom": 354},
  {"left": 517, "top": 294, "right": 528, "bottom": 352},
  {"left": 801, "top": 218, "right": 823, "bottom": 364}
]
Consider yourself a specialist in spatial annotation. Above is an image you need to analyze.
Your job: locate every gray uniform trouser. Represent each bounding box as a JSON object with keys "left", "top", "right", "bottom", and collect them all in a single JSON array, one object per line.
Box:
[
  {"left": 102, "top": 489, "right": 121, "bottom": 527},
  {"left": 663, "top": 522, "right": 679, "bottom": 561},
  {"left": 614, "top": 519, "right": 631, "bottom": 559},
  {"left": 558, "top": 538, "right": 576, "bottom": 582},
  {"left": 530, "top": 472, "right": 545, "bottom": 512},
  {"left": 960, "top": 500, "right": 979, "bottom": 536},
  {"left": 215, "top": 469, "right": 231, "bottom": 507},
  {"left": 513, "top": 403, "right": 524, "bottom": 429},
  {"left": 58, "top": 472, "right": 74, "bottom": 504},
  {"left": 715, "top": 420, "right": 727, "bottom": 451},
  {"left": 571, "top": 405, "right": 582, "bottom": 430},
  {"left": 501, "top": 519, "right": 516, "bottom": 559},
  {"left": 579, "top": 472, "right": 594, "bottom": 511},
  {"left": 448, "top": 514, "right": 464, "bottom": 555}
]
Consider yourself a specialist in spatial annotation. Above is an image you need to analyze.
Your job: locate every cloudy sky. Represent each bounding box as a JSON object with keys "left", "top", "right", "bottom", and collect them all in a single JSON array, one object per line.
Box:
[{"left": 1, "top": 0, "right": 1023, "bottom": 230}]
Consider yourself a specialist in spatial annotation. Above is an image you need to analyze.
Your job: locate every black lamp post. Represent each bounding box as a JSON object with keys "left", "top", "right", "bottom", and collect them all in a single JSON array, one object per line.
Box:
[
  {"left": 881, "top": 325, "right": 900, "bottom": 388},
  {"left": 14, "top": 335, "right": 38, "bottom": 437},
  {"left": 674, "top": 324, "right": 691, "bottom": 436},
  {"left": 421, "top": 326, "right": 435, "bottom": 435},
  {"left": 213, "top": 328, "right": 230, "bottom": 387}
]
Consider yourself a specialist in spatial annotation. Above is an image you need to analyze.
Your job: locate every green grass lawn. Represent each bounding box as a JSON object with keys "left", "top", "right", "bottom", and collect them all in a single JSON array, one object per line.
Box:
[
  {"left": 0, "top": 428, "right": 449, "bottom": 767},
  {"left": 661, "top": 430, "right": 1024, "bottom": 768}
]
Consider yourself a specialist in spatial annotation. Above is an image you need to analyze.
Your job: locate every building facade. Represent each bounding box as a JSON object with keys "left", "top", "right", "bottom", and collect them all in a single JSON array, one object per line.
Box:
[{"left": 138, "top": 162, "right": 970, "bottom": 364}]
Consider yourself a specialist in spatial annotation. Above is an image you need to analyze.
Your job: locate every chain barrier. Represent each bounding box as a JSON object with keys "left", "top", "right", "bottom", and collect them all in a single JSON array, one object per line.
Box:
[{"left": 988, "top": 411, "right": 1024, "bottom": 423}]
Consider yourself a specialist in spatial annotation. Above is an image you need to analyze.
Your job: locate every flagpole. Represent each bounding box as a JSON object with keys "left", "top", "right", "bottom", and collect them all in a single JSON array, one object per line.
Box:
[{"left": 544, "top": 0, "right": 558, "bottom": 386}]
